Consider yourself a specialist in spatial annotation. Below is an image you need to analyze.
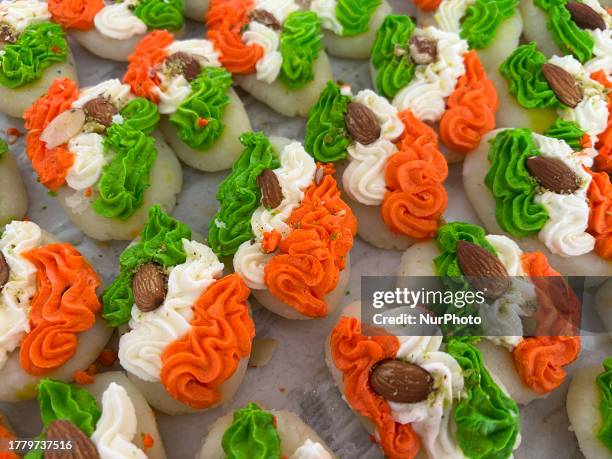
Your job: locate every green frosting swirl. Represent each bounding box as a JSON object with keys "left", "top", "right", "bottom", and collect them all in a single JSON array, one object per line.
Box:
[
  {"left": 0, "top": 22, "right": 68, "bottom": 89},
  {"left": 279, "top": 11, "right": 323, "bottom": 90},
  {"left": 447, "top": 338, "right": 521, "bottom": 459},
  {"left": 102, "top": 205, "right": 190, "bottom": 326},
  {"left": 133, "top": 0, "right": 184, "bottom": 31},
  {"left": 335, "top": 0, "right": 381, "bottom": 37},
  {"left": 597, "top": 357, "right": 612, "bottom": 451},
  {"left": 0, "top": 139, "right": 7, "bottom": 160},
  {"left": 222, "top": 403, "right": 281, "bottom": 459},
  {"left": 208, "top": 132, "right": 280, "bottom": 258},
  {"left": 304, "top": 81, "right": 351, "bottom": 162},
  {"left": 371, "top": 15, "right": 415, "bottom": 100},
  {"left": 485, "top": 129, "right": 549, "bottom": 237},
  {"left": 170, "top": 67, "right": 232, "bottom": 150},
  {"left": 92, "top": 122, "right": 157, "bottom": 221},
  {"left": 500, "top": 43, "right": 558, "bottom": 109},
  {"left": 534, "top": 0, "right": 594, "bottom": 63},
  {"left": 121, "top": 97, "right": 160, "bottom": 134},
  {"left": 461, "top": 0, "right": 519, "bottom": 49},
  {"left": 544, "top": 118, "right": 585, "bottom": 151}
]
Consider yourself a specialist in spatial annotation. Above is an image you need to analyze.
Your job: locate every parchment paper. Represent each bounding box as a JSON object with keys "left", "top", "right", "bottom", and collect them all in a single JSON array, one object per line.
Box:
[{"left": 0, "top": 2, "right": 610, "bottom": 458}]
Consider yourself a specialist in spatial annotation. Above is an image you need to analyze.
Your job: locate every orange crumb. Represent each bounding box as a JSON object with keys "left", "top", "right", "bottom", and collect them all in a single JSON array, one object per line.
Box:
[
  {"left": 51, "top": 45, "right": 62, "bottom": 54},
  {"left": 196, "top": 118, "right": 209, "bottom": 127},
  {"left": 261, "top": 230, "right": 281, "bottom": 253},
  {"left": 86, "top": 364, "right": 98, "bottom": 376},
  {"left": 84, "top": 187, "right": 93, "bottom": 197},
  {"left": 142, "top": 433, "right": 154, "bottom": 450},
  {"left": 272, "top": 415, "right": 278, "bottom": 428},
  {"left": 73, "top": 370, "right": 94, "bottom": 385},
  {"left": 580, "top": 133, "right": 593, "bottom": 149},
  {"left": 6, "top": 128, "right": 20, "bottom": 137},
  {"left": 279, "top": 387, "right": 285, "bottom": 393},
  {"left": 97, "top": 348, "right": 118, "bottom": 366}
]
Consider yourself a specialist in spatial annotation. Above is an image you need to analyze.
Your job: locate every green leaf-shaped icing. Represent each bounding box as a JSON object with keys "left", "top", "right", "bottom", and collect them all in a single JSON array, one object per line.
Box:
[
  {"left": 484, "top": 129, "right": 549, "bottom": 238},
  {"left": 304, "top": 81, "right": 351, "bottom": 162},
  {"left": 370, "top": 15, "right": 415, "bottom": 100},
  {"left": 279, "top": 11, "right": 323, "bottom": 90},
  {"left": 221, "top": 403, "right": 281, "bottom": 459},
  {"left": 499, "top": 43, "right": 558, "bottom": 109},
  {"left": 447, "top": 338, "right": 521, "bottom": 459},
  {"left": 121, "top": 97, "right": 160, "bottom": 134},
  {"left": 0, "top": 22, "right": 67, "bottom": 89},
  {"left": 170, "top": 67, "right": 232, "bottom": 150},
  {"left": 208, "top": 132, "right": 280, "bottom": 258},
  {"left": 336, "top": 0, "right": 381, "bottom": 36},
  {"left": 133, "top": 0, "right": 184, "bottom": 31},
  {"left": 102, "top": 205, "right": 190, "bottom": 326},
  {"left": 461, "top": 0, "right": 519, "bottom": 49},
  {"left": 596, "top": 357, "right": 612, "bottom": 450},
  {"left": 544, "top": 118, "right": 585, "bottom": 151}
]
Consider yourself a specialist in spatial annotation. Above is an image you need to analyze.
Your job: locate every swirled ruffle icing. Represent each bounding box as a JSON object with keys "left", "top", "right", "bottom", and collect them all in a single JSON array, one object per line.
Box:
[
  {"left": 132, "top": 0, "right": 184, "bottom": 31},
  {"left": 587, "top": 168, "right": 612, "bottom": 259},
  {"left": 460, "top": 0, "right": 519, "bottom": 49},
  {"left": 543, "top": 118, "right": 587, "bottom": 151},
  {"left": 596, "top": 357, "right": 612, "bottom": 450},
  {"left": 221, "top": 403, "right": 281, "bottom": 457},
  {"left": 591, "top": 70, "right": 612, "bottom": 172},
  {"left": 335, "top": 0, "right": 381, "bottom": 37},
  {"left": 120, "top": 97, "right": 160, "bottom": 134},
  {"left": 47, "top": 0, "right": 103, "bottom": 30}
]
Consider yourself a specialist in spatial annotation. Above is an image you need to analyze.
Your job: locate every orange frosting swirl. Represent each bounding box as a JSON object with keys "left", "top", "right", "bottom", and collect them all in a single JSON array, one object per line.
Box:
[
  {"left": 160, "top": 273, "right": 254, "bottom": 409},
  {"left": 0, "top": 422, "right": 18, "bottom": 459},
  {"left": 591, "top": 70, "right": 612, "bottom": 173},
  {"left": 412, "top": 0, "right": 441, "bottom": 11},
  {"left": 19, "top": 243, "right": 101, "bottom": 376},
  {"left": 586, "top": 168, "right": 612, "bottom": 259},
  {"left": 381, "top": 109, "right": 448, "bottom": 240},
  {"left": 330, "top": 316, "right": 420, "bottom": 459},
  {"left": 23, "top": 78, "right": 79, "bottom": 191},
  {"left": 124, "top": 30, "right": 175, "bottom": 102},
  {"left": 263, "top": 169, "right": 356, "bottom": 318},
  {"left": 47, "top": 0, "right": 104, "bottom": 31},
  {"left": 206, "top": 0, "right": 263, "bottom": 74},
  {"left": 440, "top": 51, "right": 499, "bottom": 154}
]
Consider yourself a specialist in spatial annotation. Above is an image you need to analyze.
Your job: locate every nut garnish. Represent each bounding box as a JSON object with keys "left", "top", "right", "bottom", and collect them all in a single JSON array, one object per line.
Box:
[
  {"left": 83, "top": 97, "right": 117, "bottom": 128},
  {"left": 345, "top": 102, "right": 381, "bottom": 145},
  {"left": 249, "top": 9, "right": 281, "bottom": 31},
  {"left": 409, "top": 36, "right": 438, "bottom": 65},
  {"left": 0, "top": 24, "right": 16, "bottom": 43},
  {"left": 0, "top": 252, "right": 8, "bottom": 289},
  {"left": 40, "top": 108, "right": 86, "bottom": 149},
  {"left": 257, "top": 169, "right": 283, "bottom": 209},
  {"left": 133, "top": 263, "right": 167, "bottom": 312},
  {"left": 566, "top": 2, "right": 606, "bottom": 30},
  {"left": 456, "top": 240, "right": 510, "bottom": 300},
  {"left": 526, "top": 156, "right": 580, "bottom": 194},
  {"left": 45, "top": 419, "right": 100, "bottom": 459},
  {"left": 166, "top": 52, "right": 201, "bottom": 82},
  {"left": 314, "top": 167, "right": 325, "bottom": 186},
  {"left": 542, "top": 63, "right": 583, "bottom": 108},
  {"left": 370, "top": 359, "right": 434, "bottom": 403}
]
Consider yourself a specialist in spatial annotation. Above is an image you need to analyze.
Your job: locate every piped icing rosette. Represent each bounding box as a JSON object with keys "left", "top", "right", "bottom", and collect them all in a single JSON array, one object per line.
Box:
[
  {"left": 23, "top": 78, "right": 182, "bottom": 241},
  {"left": 198, "top": 402, "right": 335, "bottom": 459},
  {"left": 463, "top": 127, "right": 612, "bottom": 276},
  {"left": 304, "top": 81, "right": 448, "bottom": 250},
  {"left": 124, "top": 30, "right": 251, "bottom": 172},
  {"left": 208, "top": 132, "right": 355, "bottom": 320},
  {"left": 399, "top": 221, "right": 581, "bottom": 405},
  {"left": 0, "top": 139, "right": 27, "bottom": 225},
  {"left": 307, "top": 0, "right": 391, "bottom": 58},
  {"left": 0, "top": 220, "right": 112, "bottom": 402},
  {"left": 206, "top": 0, "right": 333, "bottom": 117},
  {"left": 0, "top": 0, "right": 76, "bottom": 118},
  {"left": 104, "top": 206, "right": 254, "bottom": 414},
  {"left": 27, "top": 374, "right": 165, "bottom": 459},
  {"left": 415, "top": 0, "right": 523, "bottom": 73},
  {"left": 48, "top": 0, "right": 184, "bottom": 62},
  {"left": 326, "top": 302, "right": 521, "bottom": 459},
  {"left": 370, "top": 15, "right": 499, "bottom": 162},
  {"left": 567, "top": 357, "right": 612, "bottom": 459},
  {"left": 520, "top": 0, "right": 612, "bottom": 76},
  {"left": 499, "top": 42, "right": 612, "bottom": 172}
]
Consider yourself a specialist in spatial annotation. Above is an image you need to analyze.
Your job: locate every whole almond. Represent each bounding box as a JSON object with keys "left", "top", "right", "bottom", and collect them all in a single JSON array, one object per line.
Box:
[
  {"left": 409, "top": 36, "right": 438, "bottom": 65},
  {"left": 40, "top": 108, "right": 86, "bottom": 149},
  {"left": 566, "top": 2, "right": 606, "bottom": 30},
  {"left": 249, "top": 9, "right": 281, "bottom": 31},
  {"left": 166, "top": 52, "right": 201, "bottom": 82},
  {"left": 257, "top": 169, "right": 283, "bottom": 209},
  {"left": 370, "top": 359, "right": 433, "bottom": 403},
  {"left": 44, "top": 419, "right": 100, "bottom": 459},
  {"left": 526, "top": 156, "right": 580, "bottom": 194},
  {"left": 314, "top": 167, "right": 325, "bottom": 186},
  {"left": 83, "top": 97, "right": 117, "bottom": 127},
  {"left": 542, "top": 63, "right": 583, "bottom": 108},
  {"left": 456, "top": 240, "right": 510, "bottom": 300},
  {"left": 345, "top": 102, "right": 381, "bottom": 145},
  {"left": 132, "top": 263, "right": 167, "bottom": 312},
  {"left": 0, "top": 252, "right": 8, "bottom": 289},
  {"left": 0, "top": 24, "right": 16, "bottom": 44}
]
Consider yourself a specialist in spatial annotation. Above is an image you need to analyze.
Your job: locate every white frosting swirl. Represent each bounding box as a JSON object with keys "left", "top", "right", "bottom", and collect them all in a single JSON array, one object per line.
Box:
[
  {"left": 91, "top": 382, "right": 147, "bottom": 459},
  {"left": 255, "top": 0, "right": 299, "bottom": 24},
  {"left": 434, "top": 0, "right": 475, "bottom": 33},
  {"left": 72, "top": 79, "right": 133, "bottom": 111},
  {"left": 0, "top": 221, "right": 42, "bottom": 369},
  {"left": 310, "top": 0, "right": 343, "bottom": 35},
  {"left": 352, "top": 89, "right": 404, "bottom": 141},
  {"left": 165, "top": 39, "right": 221, "bottom": 67},
  {"left": 388, "top": 336, "right": 465, "bottom": 459},
  {"left": 233, "top": 141, "right": 316, "bottom": 290},
  {"left": 392, "top": 27, "right": 468, "bottom": 121},
  {"left": 585, "top": 28, "right": 612, "bottom": 76},
  {"left": 243, "top": 21, "right": 282, "bottom": 84},
  {"left": 0, "top": 0, "right": 50, "bottom": 34},
  {"left": 154, "top": 73, "right": 192, "bottom": 115},
  {"left": 484, "top": 235, "right": 525, "bottom": 277},
  {"left": 94, "top": 2, "right": 147, "bottom": 41},
  {"left": 119, "top": 239, "right": 224, "bottom": 382},
  {"left": 289, "top": 439, "right": 332, "bottom": 459},
  {"left": 66, "top": 133, "right": 106, "bottom": 191}
]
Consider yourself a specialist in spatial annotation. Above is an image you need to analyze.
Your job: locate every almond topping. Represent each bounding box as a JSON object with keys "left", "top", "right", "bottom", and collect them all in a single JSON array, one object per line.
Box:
[
  {"left": 0, "top": 252, "right": 8, "bottom": 289},
  {"left": 83, "top": 97, "right": 117, "bottom": 128},
  {"left": 40, "top": 108, "right": 86, "bottom": 149},
  {"left": 526, "top": 156, "right": 580, "bottom": 194},
  {"left": 345, "top": 102, "right": 381, "bottom": 145},
  {"left": 249, "top": 9, "right": 281, "bottom": 31},
  {"left": 542, "top": 63, "right": 583, "bottom": 108},
  {"left": 456, "top": 240, "right": 510, "bottom": 300},
  {"left": 132, "top": 263, "right": 167, "bottom": 312},
  {"left": 370, "top": 359, "right": 434, "bottom": 403},
  {"left": 409, "top": 36, "right": 438, "bottom": 65},
  {"left": 257, "top": 169, "right": 283, "bottom": 209},
  {"left": 166, "top": 52, "right": 201, "bottom": 82},
  {"left": 44, "top": 420, "right": 100, "bottom": 459},
  {"left": 566, "top": 1, "right": 606, "bottom": 30}
]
